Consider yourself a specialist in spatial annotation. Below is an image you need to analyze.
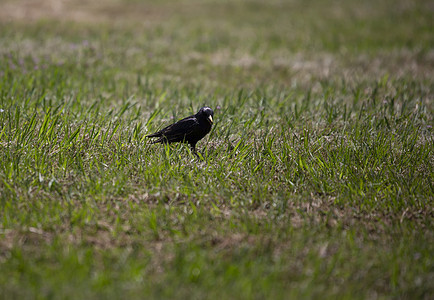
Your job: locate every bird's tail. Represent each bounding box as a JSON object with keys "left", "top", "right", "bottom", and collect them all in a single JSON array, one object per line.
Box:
[
  {"left": 146, "top": 135, "right": 166, "bottom": 144},
  {"left": 150, "top": 139, "right": 164, "bottom": 144},
  {"left": 146, "top": 132, "right": 160, "bottom": 138}
]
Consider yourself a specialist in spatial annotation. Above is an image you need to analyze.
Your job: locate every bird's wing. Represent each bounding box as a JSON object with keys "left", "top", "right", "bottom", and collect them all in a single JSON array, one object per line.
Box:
[{"left": 147, "top": 117, "right": 198, "bottom": 141}]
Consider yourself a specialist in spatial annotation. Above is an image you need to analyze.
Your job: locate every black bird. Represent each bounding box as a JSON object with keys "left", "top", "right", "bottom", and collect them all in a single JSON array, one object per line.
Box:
[{"left": 146, "top": 107, "right": 214, "bottom": 155}]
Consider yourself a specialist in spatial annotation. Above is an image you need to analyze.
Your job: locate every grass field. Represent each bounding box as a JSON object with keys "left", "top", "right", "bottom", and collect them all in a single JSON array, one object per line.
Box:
[{"left": 0, "top": 0, "right": 433, "bottom": 299}]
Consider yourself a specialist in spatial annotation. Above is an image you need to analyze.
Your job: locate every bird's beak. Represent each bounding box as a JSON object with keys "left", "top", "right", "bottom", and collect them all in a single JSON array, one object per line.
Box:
[{"left": 208, "top": 115, "right": 213, "bottom": 124}]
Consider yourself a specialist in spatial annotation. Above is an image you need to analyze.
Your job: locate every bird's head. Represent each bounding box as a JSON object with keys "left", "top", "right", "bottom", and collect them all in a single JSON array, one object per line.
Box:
[{"left": 198, "top": 107, "right": 214, "bottom": 125}]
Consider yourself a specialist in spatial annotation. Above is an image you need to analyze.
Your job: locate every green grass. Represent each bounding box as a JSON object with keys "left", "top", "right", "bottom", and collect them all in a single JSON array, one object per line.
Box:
[{"left": 0, "top": 0, "right": 433, "bottom": 299}]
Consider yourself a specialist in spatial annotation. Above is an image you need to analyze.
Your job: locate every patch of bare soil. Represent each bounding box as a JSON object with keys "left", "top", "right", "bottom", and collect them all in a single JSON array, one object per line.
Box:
[{"left": 0, "top": 0, "right": 166, "bottom": 23}]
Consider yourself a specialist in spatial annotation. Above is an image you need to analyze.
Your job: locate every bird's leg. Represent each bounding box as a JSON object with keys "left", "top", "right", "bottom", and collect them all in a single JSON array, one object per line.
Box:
[{"left": 190, "top": 144, "right": 201, "bottom": 159}]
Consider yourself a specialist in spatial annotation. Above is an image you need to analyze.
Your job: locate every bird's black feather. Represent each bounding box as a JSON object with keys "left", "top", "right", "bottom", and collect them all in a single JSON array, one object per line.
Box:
[{"left": 147, "top": 107, "right": 214, "bottom": 153}]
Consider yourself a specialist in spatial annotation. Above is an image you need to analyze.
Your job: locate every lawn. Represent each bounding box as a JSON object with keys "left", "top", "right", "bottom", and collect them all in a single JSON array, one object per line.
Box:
[{"left": 0, "top": 0, "right": 433, "bottom": 299}]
